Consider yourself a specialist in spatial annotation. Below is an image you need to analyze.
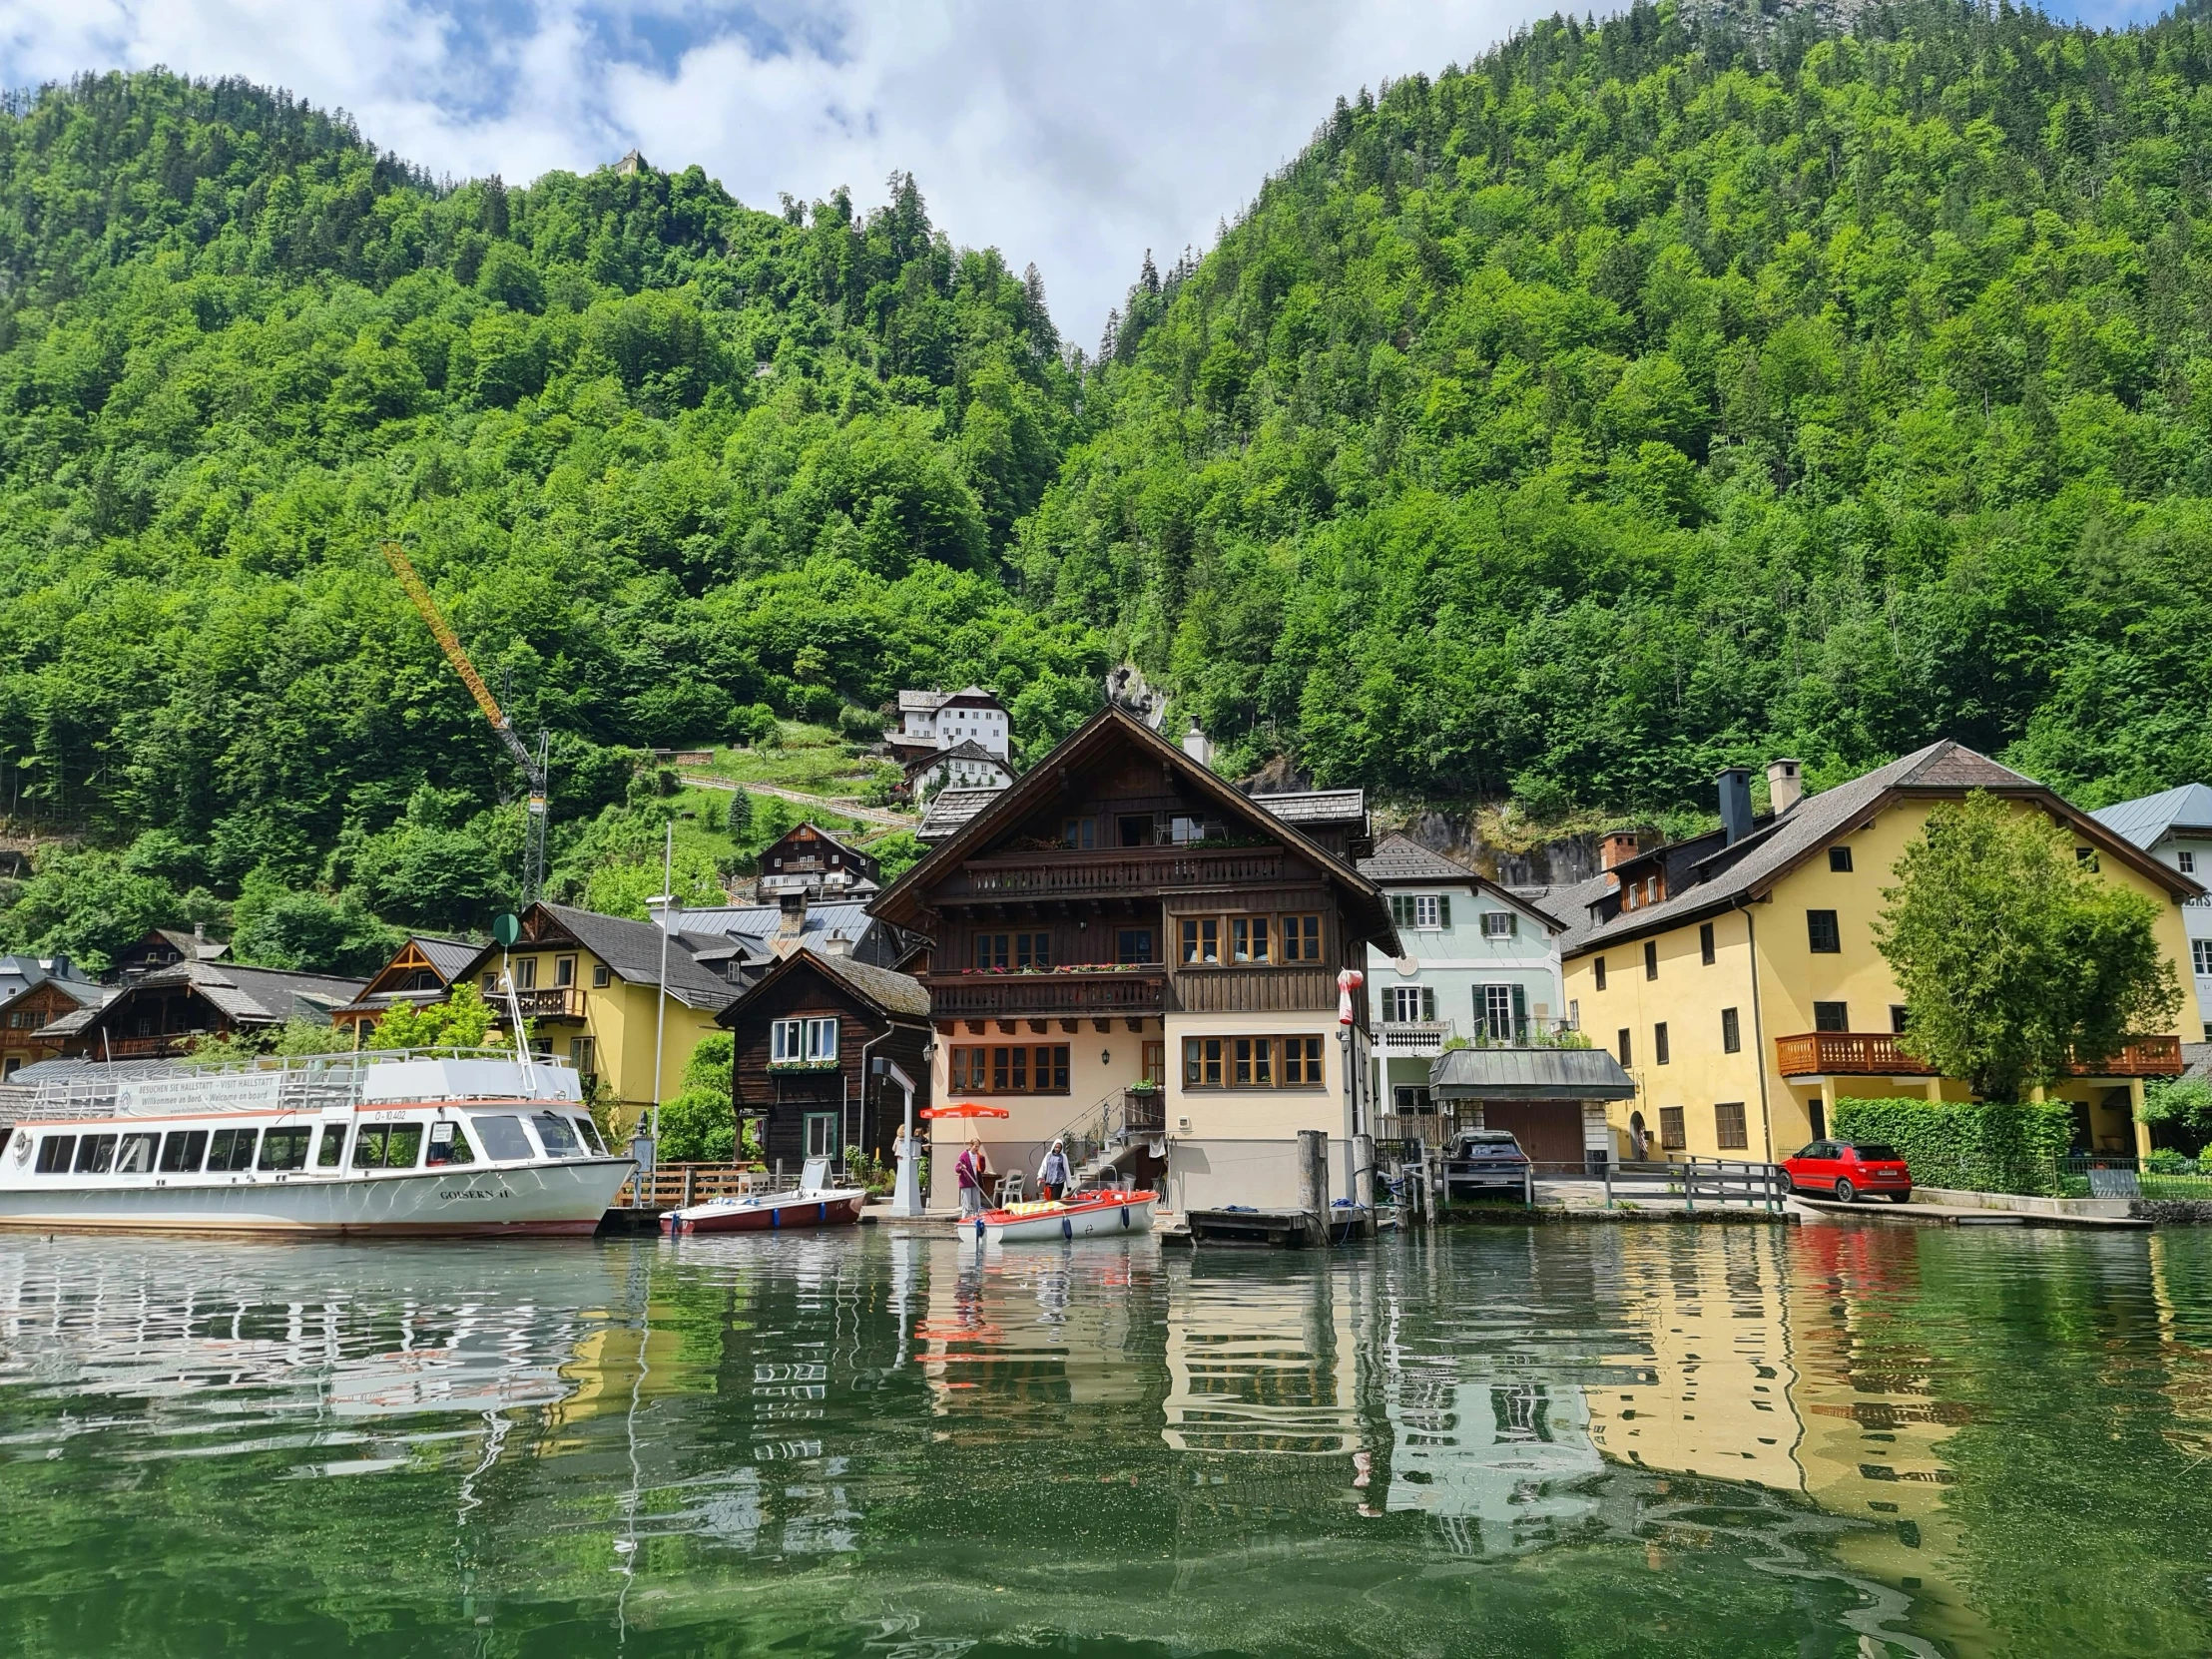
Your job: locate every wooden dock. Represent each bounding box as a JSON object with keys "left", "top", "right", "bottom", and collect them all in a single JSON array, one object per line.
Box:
[{"left": 1184, "top": 1206, "right": 1375, "bottom": 1248}]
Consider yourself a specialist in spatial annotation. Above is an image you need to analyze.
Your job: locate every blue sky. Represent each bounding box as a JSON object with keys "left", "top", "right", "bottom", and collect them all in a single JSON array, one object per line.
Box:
[{"left": 0, "top": 0, "right": 2172, "bottom": 339}]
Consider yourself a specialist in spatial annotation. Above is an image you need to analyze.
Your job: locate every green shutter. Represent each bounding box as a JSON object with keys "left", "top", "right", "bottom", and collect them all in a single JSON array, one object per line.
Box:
[
  {"left": 1512, "top": 984, "right": 1528, "bottom": 1040},
  {"left": 1437, "top": 894, "right": 1451, "bottom": 928}
]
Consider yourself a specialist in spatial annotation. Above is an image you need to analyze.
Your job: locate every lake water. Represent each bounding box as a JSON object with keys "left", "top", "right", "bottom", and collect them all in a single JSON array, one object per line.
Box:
[{"left": 2, "top": 1221, "right": 2211, "bottom": 1657}]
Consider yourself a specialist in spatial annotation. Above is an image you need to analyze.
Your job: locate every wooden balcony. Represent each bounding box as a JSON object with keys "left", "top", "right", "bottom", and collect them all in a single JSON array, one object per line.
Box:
[
  {"left": 939, "top": 845, "right": 1286, "bottom": 902},
  {"left": 923, "top": 969, "right": 1168, "bottom": 1019},
  {"left": 512, "top": 986, "right": 587, "bottom": 1021},
  {"left": 1177, "top": 964, "right": 1336, "bottom": 1014},
  {"left": 1776, "top": 1031, "right": 2184, "bottom": 1079}
]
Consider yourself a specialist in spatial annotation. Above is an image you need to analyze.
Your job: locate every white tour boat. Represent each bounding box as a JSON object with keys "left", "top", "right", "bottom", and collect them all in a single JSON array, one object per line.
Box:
[{"left": 0, "top": 1050, "right": 633, "bottom": 1236}]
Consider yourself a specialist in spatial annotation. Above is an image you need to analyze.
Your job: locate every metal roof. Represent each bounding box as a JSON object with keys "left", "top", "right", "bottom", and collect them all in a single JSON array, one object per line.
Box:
[
  {"left": 1428, "top": 1046, "right": 1637, "bottom": 1101},
  {"left": 677, "top": 901, "right": 879, "bottom": 947},
  {"left": 2091, "top": 784, "right": 2212, "bottom": 849}
]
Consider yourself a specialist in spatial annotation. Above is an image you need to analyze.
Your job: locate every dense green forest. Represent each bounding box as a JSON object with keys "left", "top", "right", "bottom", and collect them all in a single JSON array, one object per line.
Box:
[{"left": 7, "top": 0, "right": 2212, "bottom": 970}]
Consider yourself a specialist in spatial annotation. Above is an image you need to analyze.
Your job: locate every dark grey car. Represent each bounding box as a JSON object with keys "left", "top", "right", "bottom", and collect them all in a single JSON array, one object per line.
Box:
[{"left": 1443, "top": 1129, "right": 1530, "bottom": 1201}]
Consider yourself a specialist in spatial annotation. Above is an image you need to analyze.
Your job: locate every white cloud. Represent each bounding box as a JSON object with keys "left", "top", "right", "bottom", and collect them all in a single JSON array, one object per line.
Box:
[{"left": 0, "top": 0, "right": 2133, "bottom": 338}]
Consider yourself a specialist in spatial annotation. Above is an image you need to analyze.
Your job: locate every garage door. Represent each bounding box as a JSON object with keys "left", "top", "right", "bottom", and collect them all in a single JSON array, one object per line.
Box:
[{"left": 1479, "top": 1101, "right": 1586, "bottom": 1165}]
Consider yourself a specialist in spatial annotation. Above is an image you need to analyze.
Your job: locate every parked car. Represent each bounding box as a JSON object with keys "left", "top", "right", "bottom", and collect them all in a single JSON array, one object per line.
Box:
[
  {"left": 1444, "top": 1129, "right": 1530, "bottom": 1201},
  {"left": 1782, "top": 1140, "right": 1913, "bottom": 1204}
]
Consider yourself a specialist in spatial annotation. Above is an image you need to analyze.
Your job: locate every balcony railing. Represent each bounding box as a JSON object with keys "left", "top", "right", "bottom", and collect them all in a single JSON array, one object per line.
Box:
[
  {"left": 939, "top": 844, "right": 1286, "bottom": 901},
  {"left": 1777, "top": 1031, "right": 2184, "bottom": 1079},
  {"left": 1377, "top": 1020, "right": 1454, "bottom": 1057},
  {"left": 923, "top": 968, "right": 1168, "bottom": 1019},
  {"left": 511, "top": 986, "right": 587, "bottom": 1021}
]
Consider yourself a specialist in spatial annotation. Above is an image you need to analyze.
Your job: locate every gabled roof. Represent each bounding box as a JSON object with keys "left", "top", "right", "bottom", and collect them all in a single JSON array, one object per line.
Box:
[
  {"left": 0, "top": 955, "right": 106, "bottom": 1014},
  {"left": 903, "top": 739, "right": 1011, "bottom": 780},
  {"left": 898, "top": 689, "right": 950, "bottom": 713},
  {"left": 2091, "top": 784, "right": 2212, "bottom": 850},
  {"left": 411, "top": 936, "right": 481, "bottom": 981},
  {"left": 718, "top": 947, "right": 930, "bottom": 1028},
  {"left": 458, "top": 903, "right": 740, "bottom": 1011},
  {"left": 137, "top": 927, "right": 229, "bottom": 962},
  {"left": 1559, "top": 740, "right": 2205, "bottom": 957},
  {"left": 1357, "top": 834, "right": 1564, "bottom": 932},
  {"left": 677, "top": 900, "right": 884, "bottom": 950},
  {"left": 60, "top": 959, "right": 371, "bottom": 1034},
  {"left": 870, "top": 705, "right": 1399, "bottom": 948}
]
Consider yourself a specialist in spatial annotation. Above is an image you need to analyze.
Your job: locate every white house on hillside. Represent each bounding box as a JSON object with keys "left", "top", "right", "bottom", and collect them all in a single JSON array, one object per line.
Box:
[
  {"left": 890, "top": 687, "right": 1011, "bottom": 763},
  {"left": 2092, "top": 783, "right": 2212, "bottom": 1024}
]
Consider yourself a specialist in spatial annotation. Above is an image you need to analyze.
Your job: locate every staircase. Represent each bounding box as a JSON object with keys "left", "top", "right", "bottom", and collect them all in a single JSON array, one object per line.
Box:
[{"left": 1053, "top": 1087, "right": 1169, "bottom": 1191}]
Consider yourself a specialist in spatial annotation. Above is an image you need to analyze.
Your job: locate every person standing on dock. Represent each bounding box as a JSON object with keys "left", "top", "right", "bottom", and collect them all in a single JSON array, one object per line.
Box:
[
  {"left": 956, "top": 1138, "right": 990, "bottom": 1216},
  {"left": 1036, "top": 1138, "right": 1072, "bottom": 1202}
]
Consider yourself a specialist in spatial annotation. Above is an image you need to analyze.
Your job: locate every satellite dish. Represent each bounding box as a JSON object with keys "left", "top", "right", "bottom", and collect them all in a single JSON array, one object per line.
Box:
[{"left": 491, "top": 912, "right": 521, "bottom": 948}]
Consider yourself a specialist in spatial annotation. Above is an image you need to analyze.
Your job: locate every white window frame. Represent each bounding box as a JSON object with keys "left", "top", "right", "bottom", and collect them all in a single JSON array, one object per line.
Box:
[
  {"left": 1481, "top": 910, "right": 1516, "bottom": 938},
  {"left": 773, "top": 1017, "right": 839, "bottom": 1062},
  {"left": 806, "top": 1017, "right": 837, "bottom": 1060},
  {"left": 2194, "top": 939, "right": 2212, "bottom": 976},
  {"left": 1413, "top": 894, "right": 1441, "bottom": 929},
  {"left": 1383, "top": 986, "right": 1435, "bottom": 1023},
  {"left": 803, "top": 1112, "right": 839, "bottom": 1159},
  {"left": 2181, "top": 849, "right": 2198, "bottom": 874}
]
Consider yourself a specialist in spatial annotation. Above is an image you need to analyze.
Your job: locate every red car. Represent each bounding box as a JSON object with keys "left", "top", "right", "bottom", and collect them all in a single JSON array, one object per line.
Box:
[{"left": 1783, "top": 1140, "right": 1913, "bottom": 1204}]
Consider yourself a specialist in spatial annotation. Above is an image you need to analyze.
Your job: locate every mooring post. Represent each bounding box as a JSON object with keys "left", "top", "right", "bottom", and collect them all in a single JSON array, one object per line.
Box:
[{"left": 1297, "top": 1129, "right": 1328, "bottom": 1245}]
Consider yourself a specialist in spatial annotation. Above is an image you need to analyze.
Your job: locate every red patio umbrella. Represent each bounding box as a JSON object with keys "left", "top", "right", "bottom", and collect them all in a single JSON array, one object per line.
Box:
[{"left": 918, "top": 1103, "right": 1010, "bottom": 1120}]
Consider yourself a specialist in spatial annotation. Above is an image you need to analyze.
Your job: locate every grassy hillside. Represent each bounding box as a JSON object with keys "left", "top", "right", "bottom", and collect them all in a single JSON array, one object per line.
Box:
[
  {"left": 1022, "top": 0, "right": 2212, "bottom": 813},
  {"left": 10, "top": 1, "right": 2212, "bottom": 972}
]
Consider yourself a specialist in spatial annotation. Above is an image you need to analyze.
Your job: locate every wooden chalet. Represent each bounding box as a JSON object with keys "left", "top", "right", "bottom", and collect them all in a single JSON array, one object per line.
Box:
[
  {"left": 329, "top": 936, "right": 482, "bottom": 1041},
  {"left": 0, "top": 955, "right": 107, "bottom": 1079},
  {"left": 720, "top": 947, "right": 932, "bottom": 1173},
  {"left": 42, "top": 960, "right": 368, "bottom": 1060},
  {"left": 868, "top": 706, "right": 1399, "bottom": 1211}
]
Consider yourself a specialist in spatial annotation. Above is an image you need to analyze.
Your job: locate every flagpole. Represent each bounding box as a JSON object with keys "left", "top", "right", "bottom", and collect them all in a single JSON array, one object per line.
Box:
[{"left": 651, "top": 821, "right": 673, "bottom": 1150}]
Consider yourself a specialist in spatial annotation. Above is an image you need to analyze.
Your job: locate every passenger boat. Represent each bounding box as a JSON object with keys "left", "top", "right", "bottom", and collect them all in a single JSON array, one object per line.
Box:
[
  {"left": 976, "top": 1188, "right": 1157, "bottom": 1244},
  {"left": 0, "top": 1051, "right": 632, "bottom": 1236},
  {"left": 660, "top": 1159, "right": 867, "bottom": 1235}
]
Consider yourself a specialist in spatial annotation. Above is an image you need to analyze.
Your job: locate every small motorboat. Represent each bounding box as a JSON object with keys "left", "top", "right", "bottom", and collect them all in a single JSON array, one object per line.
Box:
[
  {"left": 662, "top": 1158, "right": 866, "bottom": 1236},
  {"left": 977, "top": 1188, "right": 1157, "bottom": 1244}
]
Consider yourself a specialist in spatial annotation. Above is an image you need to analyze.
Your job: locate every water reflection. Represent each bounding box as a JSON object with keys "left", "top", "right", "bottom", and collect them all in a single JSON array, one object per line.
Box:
[{"left": 0, "top": 1224, "right": 2210, "bottom": 1655}]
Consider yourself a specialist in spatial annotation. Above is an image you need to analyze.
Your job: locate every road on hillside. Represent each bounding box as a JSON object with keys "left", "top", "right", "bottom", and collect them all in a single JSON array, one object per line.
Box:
[{"left": 679, "top": 772, "right": 916, "bottom": 831}]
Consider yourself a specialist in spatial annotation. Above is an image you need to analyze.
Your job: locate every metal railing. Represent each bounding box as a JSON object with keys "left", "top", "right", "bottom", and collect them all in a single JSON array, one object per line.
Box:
[
  {"left": 2057, "top": 1153, "right": 2212, "bottom": 1200},
  {"left": 1052, "top": 1086, "right": 1168, "bottom": 1188},
  {"left": 1384, "top": 1149, "right": 1789, "bottom": 1218}
]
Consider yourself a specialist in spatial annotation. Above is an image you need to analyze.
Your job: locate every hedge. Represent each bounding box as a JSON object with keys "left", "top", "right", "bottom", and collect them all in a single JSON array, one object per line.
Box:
[{"left": 1830, "top": 1098, "right": 2075, "bottom": 1196}]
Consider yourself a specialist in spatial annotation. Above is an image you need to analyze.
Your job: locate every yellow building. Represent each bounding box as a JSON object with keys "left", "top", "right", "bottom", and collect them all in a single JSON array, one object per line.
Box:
[
  {"left": 1555, "top": 743, "right": 2206, "bottom": 1164},
  {"left": 453, "top": 901, "right": 741, "bottom": 1125}
]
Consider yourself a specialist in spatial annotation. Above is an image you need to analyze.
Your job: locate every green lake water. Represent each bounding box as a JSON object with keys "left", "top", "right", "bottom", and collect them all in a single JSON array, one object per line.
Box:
[{"left": 3, "top": 1221, "right": 2212, "bottom": 1657}]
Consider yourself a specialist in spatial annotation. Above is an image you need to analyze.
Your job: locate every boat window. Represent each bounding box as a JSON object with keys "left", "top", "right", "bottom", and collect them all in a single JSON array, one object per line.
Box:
[
  {"left": 531, "top": 1112, "right": 584, "bottom": 1158},
  {"left": 205, "top": 1129, "right": 259, "bottom": 1172},
  {"left": 573, "top": 1116, "right": 607, "bottom": 1155},
  {"left": 258, "top": 1127, "right": 311, "bottom": 1172},
  {"left": 74, "top": 1134, "right": 118, "bottom": 1174},
  {"left": 115, "top": 1133, "right": 159, "bottom": 1175},
  {"left": 35, "top": 1135, "right": 77, "bottom": 1174},
  {"left": 313, "top": 1124, "right": 348, "bottom": 1168},
  {"left": 159, "top": 1131, "right": 209, "bottom": 1173},
  {"left": 425, "top": 1120, "right": 475, "bottom": 1167},
  {"left": 472, "top": 1116, "right": 533, "bottom": 1161},
  {"left": 352, "top": 1124, "right": 425, "bottom": 1169}
]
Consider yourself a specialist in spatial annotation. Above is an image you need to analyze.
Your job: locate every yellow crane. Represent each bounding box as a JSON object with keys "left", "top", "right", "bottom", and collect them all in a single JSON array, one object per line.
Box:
[{"left": 379, "top": 540, "right": 549, "bottom": 903}]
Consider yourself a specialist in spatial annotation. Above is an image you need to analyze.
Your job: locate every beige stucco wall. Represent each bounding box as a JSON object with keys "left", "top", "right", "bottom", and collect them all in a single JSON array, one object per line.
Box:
[{"left": 1566, "top": 795, "right": 2207, "bottom": 1163}]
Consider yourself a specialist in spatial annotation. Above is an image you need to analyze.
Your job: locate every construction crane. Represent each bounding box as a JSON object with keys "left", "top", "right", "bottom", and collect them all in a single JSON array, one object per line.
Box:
[{"left": 379, "top": 540, "right": 549, "bottom": 904}]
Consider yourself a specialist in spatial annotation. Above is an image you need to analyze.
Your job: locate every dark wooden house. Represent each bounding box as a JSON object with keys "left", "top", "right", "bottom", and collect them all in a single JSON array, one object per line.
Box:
[
  {"left": 721, "top": 946, "right": 932, "bottom": 1172},
  {"left": 868, "top": 705, "right": 1398, "bottom": 1211}
]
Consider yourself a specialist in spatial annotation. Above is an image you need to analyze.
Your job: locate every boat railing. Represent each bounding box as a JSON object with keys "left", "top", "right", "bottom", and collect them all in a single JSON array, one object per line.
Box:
[{"left": 4, "top": 1048, "right": 579, "bottom": 1123}]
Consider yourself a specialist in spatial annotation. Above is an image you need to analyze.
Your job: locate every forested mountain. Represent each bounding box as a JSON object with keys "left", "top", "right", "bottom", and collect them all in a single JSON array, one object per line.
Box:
[
  {"left": 8, "top": 0, "right": 2212, "bottom": 970},
  {"left": 1025, "top": 0, "right": 2212, "bottom": 813}
]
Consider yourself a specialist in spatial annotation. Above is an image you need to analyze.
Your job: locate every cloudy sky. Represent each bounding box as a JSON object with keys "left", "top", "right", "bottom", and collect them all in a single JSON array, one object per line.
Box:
[{"left": 0, "top": 0, "right": 2155, "bottom": 342}]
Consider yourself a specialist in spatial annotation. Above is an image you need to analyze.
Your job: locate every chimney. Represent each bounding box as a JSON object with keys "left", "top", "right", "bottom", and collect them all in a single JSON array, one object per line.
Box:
[
  {"left": 774, "top": 892, "right": 808, "bottom": 957},
  {"left": 193, "top": 922, "right": 206, "bottom": 943},
  {"left": 821, "top": 929, "right": 852, "bottom": 957},
  {"left": 1600, "top": 830, "right": 1641, "bottom": 871},
  {"left": 1767, "top": 758, "right": 1804, "bottom": 816},
  {"left": 1181, "top": 719, "right": 1213, "bottom": 768},
  {"left": 1718, "top": 768, "right": 1754, "bottom": 845}
]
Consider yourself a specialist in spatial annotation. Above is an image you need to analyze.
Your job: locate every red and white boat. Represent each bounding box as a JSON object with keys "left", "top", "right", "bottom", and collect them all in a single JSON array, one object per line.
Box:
[
  {"left": 976, "top": 1188, "right": 1157, "bottom": 1244},
  {"left": 661, "top": 1158, "right": 866, "bottom": 1236}
]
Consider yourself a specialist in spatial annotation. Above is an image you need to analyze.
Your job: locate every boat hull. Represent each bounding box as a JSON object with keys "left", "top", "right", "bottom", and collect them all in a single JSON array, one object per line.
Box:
[
  {"left": 0, "top": 1158, "right": 634, "bottom": 1237},
  {"left": 663, "top": 1189, "right": 867, "bottom": 1235},
  {"left": 980, "top": 1191, "right": 1157, "bottom": 1244}
]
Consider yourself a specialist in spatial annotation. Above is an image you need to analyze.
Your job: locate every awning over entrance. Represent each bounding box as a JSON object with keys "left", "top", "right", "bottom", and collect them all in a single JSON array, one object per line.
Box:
[{"left": 1428, "top": 1047, "right": 1636, "bottom": 1102}]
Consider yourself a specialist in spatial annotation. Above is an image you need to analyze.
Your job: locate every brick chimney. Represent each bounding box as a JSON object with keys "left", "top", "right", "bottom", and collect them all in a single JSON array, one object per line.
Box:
[
  {"left": 1600, "top": 831, "right": 1641, "bottom": 871},
  {"left": 1767, "top": 758, "right": 1804, "bottom": 816},
  {"left": 774, "top": 892, "right": 808, "bottom": 957}
]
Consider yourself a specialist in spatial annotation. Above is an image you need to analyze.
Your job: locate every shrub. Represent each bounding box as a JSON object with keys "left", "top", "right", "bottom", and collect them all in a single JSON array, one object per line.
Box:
[{"left": 1831, "top": 1097, "right": 2075, "bottom": 1196}]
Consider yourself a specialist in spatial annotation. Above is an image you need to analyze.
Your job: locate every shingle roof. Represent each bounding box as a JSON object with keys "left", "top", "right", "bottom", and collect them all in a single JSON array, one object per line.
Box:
[
  {"left": 2091, "top": 784, "right": 2212, "bottom": 849},
  {"left": 1359, "top": 833, "right": 1476, "bottom": 882},
  {"left": 528, "top": 904, "right": 741, "bottom": 1010},
  {"left": 809, "top": 950, "right": 931, "bottom": 1018},
  {"left": 1558, "top": 740, "right": 2201, "bottom": 956},
  {"left": 1429, "top": 1046, "right": 1638, "bottom": 1100},
  {"left": 903, "top": 738, "right": 1011, "bottom": 779},
  {"left": 61, "top": 960, "right": 371, "bottom": 1033},
  {"left": 1252, "top": 789, "right": 1367, "bottom": 826},
  {"left": 917, "top": 788, "right": 1002, "bottom": 841},
  {"left": 898, "top": 689, "right": 949, "bottom": 713}
]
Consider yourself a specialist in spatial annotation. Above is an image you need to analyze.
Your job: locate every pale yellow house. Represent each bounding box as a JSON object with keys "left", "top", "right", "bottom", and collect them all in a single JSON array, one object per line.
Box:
[
  {"left": 1554, "top": 743, "right": 2206, "bottom": 1164},
  {"left": 454, "top": 901, "right": 743, "bottom": 1125}
]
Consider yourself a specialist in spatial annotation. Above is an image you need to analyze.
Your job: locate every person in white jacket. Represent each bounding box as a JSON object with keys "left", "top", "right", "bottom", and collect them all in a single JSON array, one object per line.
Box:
[{"left": 1036, "top": 1138, "right": 1073, "bottom": 1202}]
